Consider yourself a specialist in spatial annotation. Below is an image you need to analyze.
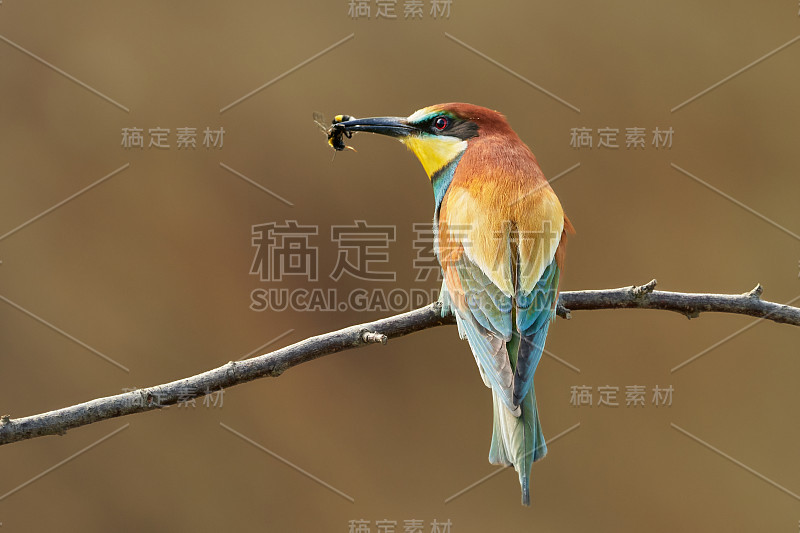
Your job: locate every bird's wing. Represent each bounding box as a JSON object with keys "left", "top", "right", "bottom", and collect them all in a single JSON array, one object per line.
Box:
[
  {"left": 511, "top": 259, "right": 559, "bottom": 406},
  {"left": 442, "top": 247, "right": 518, "bottom": 414},
  {"left": 438, "top": 188, "right": 518, "bottom": 413},
  {"left": 440, "top": 185, "right": 565, "bottom": 409},
  {"left": 510, "top": 187, "right": 565, "bottom": 405}
]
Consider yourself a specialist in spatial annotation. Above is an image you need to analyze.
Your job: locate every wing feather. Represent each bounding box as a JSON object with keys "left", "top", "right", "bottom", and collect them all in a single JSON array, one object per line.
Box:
[{"left": 439, "top": 178, "right": 565, "bottom": 413}]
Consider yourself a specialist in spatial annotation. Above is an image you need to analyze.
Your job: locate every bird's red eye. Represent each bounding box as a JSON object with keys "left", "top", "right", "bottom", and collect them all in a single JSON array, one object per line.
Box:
[{"left": 433, "top": 116, "right": 449, "bottom": 130}]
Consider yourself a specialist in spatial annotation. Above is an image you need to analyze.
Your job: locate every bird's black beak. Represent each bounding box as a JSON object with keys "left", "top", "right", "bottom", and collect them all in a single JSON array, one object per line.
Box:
[{"left": 332, "top": 116, "right": 417, "bottom": 138}]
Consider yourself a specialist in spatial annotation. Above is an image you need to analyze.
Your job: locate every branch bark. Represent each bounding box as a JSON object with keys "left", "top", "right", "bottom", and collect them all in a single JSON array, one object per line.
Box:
[{"left": 1, "top": 280, "right": 797, "bottom": 446}]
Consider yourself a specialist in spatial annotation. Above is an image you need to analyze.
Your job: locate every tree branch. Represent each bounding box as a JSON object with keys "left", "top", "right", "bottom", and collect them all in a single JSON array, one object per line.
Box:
[
  {"left": 2, "top": 280, "right": 798, "bottom": 446},
  {"left": 556, "top": 280, "right": 800, "bottom": 324}
]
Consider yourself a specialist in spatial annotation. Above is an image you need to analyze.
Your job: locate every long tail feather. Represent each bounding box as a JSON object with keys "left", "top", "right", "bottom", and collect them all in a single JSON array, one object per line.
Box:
[
  {"left": 488, "top": 332, "right": 547, "bottom": 505},
  {"left": 488, "top": 383, "right": 546, "bottom": 505}
]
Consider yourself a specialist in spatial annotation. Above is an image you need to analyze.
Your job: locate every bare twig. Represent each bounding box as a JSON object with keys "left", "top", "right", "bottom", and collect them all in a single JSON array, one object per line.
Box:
[
  {"left": 1, "top": 280, "right": 797, "bottom": 446},
  {"left": 557, "top": 280, "right": 800, "bottom": 325}
]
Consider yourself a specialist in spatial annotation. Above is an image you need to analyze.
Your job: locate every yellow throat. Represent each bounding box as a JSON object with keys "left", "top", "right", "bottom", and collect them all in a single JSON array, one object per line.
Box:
[{"left": 401, "top": 135, "right": 467, "bottom": 179}]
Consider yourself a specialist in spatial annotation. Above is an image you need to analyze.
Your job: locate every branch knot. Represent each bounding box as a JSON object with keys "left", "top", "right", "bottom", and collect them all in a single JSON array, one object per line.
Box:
[
  {"left": 747, "top": 284, "right": 763, "bottom": 299},
  {"left": 226, "top": 360, "right": 238, "bottom": 379},
  {"left": 631, "top": 279, "right": 658, "bottom": 298},
  {"left": 360, "top": 330, "right": 388, "bottom": 345}
]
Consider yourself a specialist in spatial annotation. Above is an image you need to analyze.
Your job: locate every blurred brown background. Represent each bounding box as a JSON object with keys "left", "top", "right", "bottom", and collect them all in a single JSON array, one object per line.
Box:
[{"left": 1, "top": 1, "right": 799, "bottom": 531}]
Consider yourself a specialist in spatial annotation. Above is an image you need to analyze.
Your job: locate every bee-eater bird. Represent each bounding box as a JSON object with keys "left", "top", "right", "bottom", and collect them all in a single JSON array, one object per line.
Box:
[{"left": 331, "top": 103, "right": 573, "bottom": 505}]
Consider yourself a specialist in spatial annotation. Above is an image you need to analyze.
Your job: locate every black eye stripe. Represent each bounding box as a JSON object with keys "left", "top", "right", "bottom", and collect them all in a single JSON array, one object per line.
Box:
[
  {"left": 416, "top": 114, "right": 479, "bottom": 140},
  {"left": 427, "top": 116, "right": 479, "bottom": 140}
]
